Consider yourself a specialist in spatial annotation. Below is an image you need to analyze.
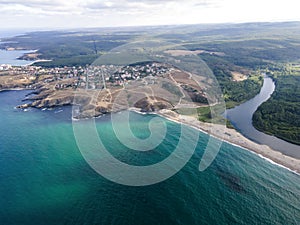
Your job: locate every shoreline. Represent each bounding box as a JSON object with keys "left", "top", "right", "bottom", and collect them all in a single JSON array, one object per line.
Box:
[
  {"left": 0, "top": 88, "right": 32, "bottom": 92},
  {"left": 1, "top": 88, "right": 299, "bottom": 175},
  {"left": 26, "top": 59, "right": 52, "bottom": 66},
  {"left": 0, "top": 44, "right": 51, "bottom": 66},
  {"left": 155, "top": 109, "right": 300, "bottom": 175}
]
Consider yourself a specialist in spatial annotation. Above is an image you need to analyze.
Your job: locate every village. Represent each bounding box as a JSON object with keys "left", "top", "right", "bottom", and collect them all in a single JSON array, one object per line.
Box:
[{"left": 0, "top": 62, "right": 173, "bottom": 91}]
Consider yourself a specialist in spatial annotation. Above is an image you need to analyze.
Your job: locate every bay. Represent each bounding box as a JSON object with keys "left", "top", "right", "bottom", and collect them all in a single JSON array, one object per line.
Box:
[
  {"left": 0, "top": 30, "right": 36, "bottom": 66},
  {"left": 0, "top": 90, "right": 299, "bottom": 225},
  {"left": 0, "top": 49, "right": 36, "bottom": 66}
]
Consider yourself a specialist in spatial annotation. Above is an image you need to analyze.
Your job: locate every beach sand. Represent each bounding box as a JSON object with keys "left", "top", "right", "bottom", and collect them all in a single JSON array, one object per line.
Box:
[{"left": 157, "top": 109, "right": 300, "bottom": 174}]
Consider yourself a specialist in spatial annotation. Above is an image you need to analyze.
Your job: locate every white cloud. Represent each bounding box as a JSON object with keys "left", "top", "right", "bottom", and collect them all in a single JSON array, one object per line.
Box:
[{"left": 0, "top": 0, "right": 299, "bottom": 29}]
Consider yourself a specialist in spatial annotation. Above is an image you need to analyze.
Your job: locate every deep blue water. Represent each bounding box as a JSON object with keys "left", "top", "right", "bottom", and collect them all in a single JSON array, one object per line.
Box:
[{"left": 0, "top": 90, "right": 299, "bottom": 225}]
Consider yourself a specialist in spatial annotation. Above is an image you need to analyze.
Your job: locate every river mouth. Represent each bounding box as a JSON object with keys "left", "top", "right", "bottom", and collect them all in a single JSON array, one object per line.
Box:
[{"left": 225, "top": 75, "right": 300, "bottom": 159}]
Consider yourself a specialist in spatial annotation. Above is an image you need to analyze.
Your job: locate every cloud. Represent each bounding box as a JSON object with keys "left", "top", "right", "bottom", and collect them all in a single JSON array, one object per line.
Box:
[
  {"left": 0, "top": 0, "right": 64, "bottom": 9},
  {"left": 82, "top": 2, "right": 115, "bottom": 10},
  {"left": 126, "top": 0, "right": 215, "bottom": 4},
  {"left": 0, "top": 0, "right": 72, "bottom": 15},
  {"left": 0, "top": 0, "right": 299, "bottom": 29},
  {"left": 0, "top": 0, "right": 221, "bottom": 14}
]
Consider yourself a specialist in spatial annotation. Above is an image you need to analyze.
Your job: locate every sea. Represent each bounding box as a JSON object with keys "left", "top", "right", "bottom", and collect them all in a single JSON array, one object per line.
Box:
[
  {"left": 0, "top": 29, "right": 36, "bottom": 66},
  {"left": 0, "top": 30, "right": 300, "bottom": 225},
  {"left": 0, "top": 90, "right": 299, "bottom": 225}
]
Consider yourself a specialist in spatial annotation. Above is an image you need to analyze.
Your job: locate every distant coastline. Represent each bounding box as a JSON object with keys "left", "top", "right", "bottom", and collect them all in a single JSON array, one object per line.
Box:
[
  {"left": 0, "top": 85, "right": 299, "bottom": 175},
  {"left": 1, "top": 31, "right": 299, "bottom": 175},
  {"left": 0, "top": 32, "right": 51, "bottom": 66}
]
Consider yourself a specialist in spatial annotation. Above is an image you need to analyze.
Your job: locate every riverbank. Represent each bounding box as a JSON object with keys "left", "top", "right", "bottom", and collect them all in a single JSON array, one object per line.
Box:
[
  {"left": 226, "top": 75, "right": 300, "bottom": 159},
  {"left": 156, "top": 109, "right": 300, "bottom": 175}
]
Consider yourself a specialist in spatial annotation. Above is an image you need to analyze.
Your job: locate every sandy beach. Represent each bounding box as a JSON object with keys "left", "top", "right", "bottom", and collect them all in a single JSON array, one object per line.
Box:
[{"left": 156, "top": 109, "right": 300, "bottom": 175}]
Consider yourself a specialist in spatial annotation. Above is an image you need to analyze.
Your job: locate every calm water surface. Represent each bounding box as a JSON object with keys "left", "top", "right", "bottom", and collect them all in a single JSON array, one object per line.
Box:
[
  {"left": 0, "top": 31, "right": 36, "bottom": 66},
  {"left": 0, "top": 90, "right": 299, "bottom": 224},
  {"left": 226, "top": 76, "right": 300, "bottom": 159}
]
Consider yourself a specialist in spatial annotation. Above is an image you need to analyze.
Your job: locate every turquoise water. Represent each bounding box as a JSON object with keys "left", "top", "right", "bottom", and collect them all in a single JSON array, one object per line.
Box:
[{"left": 0, "top": 90, "right": 299, "bottom": 225}]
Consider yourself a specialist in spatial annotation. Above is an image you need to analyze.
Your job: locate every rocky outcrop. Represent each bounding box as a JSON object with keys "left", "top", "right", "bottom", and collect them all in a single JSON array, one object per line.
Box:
[
  {"left": 18, "top": 95, "right": 74, "bottom": 108},
  {"left": 134, "top": 97, "right": 173, "bottom": 112},
  {"left": 17, "top": 90, "right": 113, "bottom": 119}
]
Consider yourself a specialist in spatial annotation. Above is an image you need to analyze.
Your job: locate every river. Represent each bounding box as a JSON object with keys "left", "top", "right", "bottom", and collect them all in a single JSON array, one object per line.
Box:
[{"left": 225, "top": 75, "right": 300, "bottom": 159}]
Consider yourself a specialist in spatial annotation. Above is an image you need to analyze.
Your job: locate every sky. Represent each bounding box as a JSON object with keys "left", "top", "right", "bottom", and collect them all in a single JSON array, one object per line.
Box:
[{"left": 0, "top": 0, "right": 300, "bottom": 29}]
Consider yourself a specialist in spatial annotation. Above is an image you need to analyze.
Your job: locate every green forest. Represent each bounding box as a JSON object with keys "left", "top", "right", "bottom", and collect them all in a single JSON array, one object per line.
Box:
[
  {"left": 253, "top": 75, "right": 300, "bottom": 145},
  {"left": 201, "top": 54, "right": 263, "bottom": 108},
  {"left": 1, "top": 22, "right": 300, "bottom": 144}
]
